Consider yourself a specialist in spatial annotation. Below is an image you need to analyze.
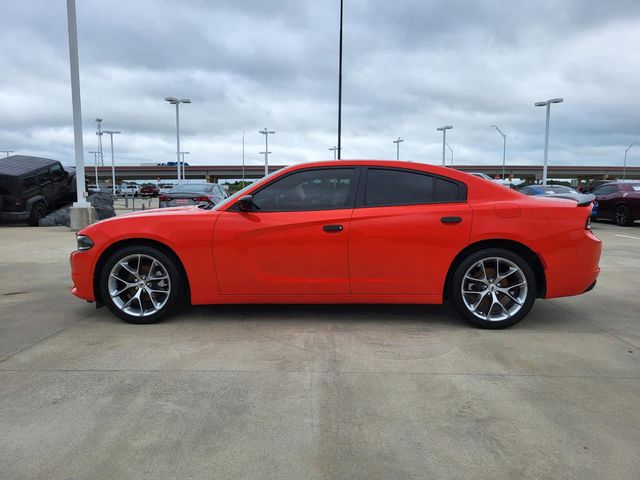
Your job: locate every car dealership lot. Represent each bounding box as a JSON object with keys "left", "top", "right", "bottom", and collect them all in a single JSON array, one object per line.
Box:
[{"left": 0, "top": 222, "right": 638, "bottom": 479}]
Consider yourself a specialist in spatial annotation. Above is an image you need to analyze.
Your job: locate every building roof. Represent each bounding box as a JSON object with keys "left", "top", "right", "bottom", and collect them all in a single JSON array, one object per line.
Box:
[{"left": 0, "top": 155, "right": 59, "bottom": 177}]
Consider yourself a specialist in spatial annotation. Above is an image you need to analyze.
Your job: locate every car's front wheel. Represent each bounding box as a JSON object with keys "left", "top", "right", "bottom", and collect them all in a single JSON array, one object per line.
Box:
[
  {"left": 450, "top": 248, "right": 537, "bottom": 329},
  {"left": 99, "top": 245, "right": 183, "bottom": 324}
]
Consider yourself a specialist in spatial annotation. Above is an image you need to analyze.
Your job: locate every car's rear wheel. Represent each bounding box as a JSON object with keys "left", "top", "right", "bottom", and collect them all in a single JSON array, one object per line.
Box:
[
  {"left": 615, "top": 205, "right": 633, "bottom": 226},
  {"left": 27, "top": 201, "right": 47, "bottom": 226},
  {"left": 450, "top": 248, "right": 537, "bottom": 329},
  {"left": 99, "top": 245, "right": 182, "bottom": 324}
]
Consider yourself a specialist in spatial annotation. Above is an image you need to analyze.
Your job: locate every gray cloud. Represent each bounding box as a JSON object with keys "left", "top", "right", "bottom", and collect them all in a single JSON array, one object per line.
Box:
[{"left": 1, "top": 0, "right": 639, "bottom": 169}]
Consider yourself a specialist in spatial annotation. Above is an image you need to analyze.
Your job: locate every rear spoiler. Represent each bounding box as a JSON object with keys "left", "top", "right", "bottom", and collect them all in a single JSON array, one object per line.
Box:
[{"left": 539, "top": 192, "right": 595, "bottom": 207}]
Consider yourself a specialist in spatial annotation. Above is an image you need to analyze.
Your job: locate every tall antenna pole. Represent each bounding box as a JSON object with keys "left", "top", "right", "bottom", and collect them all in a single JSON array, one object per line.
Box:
[{"left": 337, "top": 0, "right": 343, "bottom": 159}]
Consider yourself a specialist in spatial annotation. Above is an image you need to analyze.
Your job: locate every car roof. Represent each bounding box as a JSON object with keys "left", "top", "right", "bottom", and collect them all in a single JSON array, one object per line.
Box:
[{"left": 0, "top": 155, "right": 60, "bottom": 176}]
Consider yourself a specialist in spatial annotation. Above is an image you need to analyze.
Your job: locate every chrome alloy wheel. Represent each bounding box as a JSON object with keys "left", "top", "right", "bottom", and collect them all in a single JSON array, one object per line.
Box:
[
  {"left": 461, "top": 257, "right": 528, "bottom": 322},
  {"left": 108, "top": 254, "right": 171, "bottom": 317}
]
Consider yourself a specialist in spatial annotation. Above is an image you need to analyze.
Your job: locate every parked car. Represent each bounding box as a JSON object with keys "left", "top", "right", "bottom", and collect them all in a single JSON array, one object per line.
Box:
[
  {"left": 519, "top": 185, "right": 577, "bottom": 196},
  {"left": 0, "top": 155, "right": 72, "bottom": 226},
  {"left": 71, "top": 160, "right": 601, "bottom": 328},
  {"left": 159, "top": 182, "right": 227, "bottom": 208},
  {"left": 140, "top": 183, "right": 159, "bottom": 197},
  {"left": 590, "top": 181, "right": 640, "bottom": 226},
  {"left": 158, "top": 183, "right": 175, "bottom": 194},
  {"left": 86, "top": 184, "right": 101, "bottom": 195},
  {"left": 120, "top": 182, "right": 140, "bottom": 197}
]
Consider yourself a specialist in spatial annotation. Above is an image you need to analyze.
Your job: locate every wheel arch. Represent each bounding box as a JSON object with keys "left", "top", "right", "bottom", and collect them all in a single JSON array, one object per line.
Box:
[
  {"left": 443, "top": 239, "right": 546, "bottom": 300},
  {"left": 93, "top": 238, "right": 191, "bottom": 307}
]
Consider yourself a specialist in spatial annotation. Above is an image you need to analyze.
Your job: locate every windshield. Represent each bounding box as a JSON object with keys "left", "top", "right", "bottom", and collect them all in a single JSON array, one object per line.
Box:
[{"left": 169, "top": 183, "right": 212, "bottom": 193}]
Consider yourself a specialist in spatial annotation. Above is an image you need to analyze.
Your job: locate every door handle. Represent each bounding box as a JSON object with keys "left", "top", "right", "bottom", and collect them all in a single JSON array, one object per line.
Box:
[
  {"left": 441, "top": 216, "right": 462, "bottom": 225},
  {"left": 323, "top": 224, "right": 344, "bottom": 233}
]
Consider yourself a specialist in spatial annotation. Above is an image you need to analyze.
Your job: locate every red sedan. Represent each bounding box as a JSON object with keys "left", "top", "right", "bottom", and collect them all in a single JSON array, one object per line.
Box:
[{"left": 70, "top": 161, "right": 601, "bottom": 329}]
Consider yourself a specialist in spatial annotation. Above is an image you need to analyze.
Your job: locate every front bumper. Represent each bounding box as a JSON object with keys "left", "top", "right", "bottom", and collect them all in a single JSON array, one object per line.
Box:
[{"left": 70, "top": 249, "right": 96, "bottom": 302}]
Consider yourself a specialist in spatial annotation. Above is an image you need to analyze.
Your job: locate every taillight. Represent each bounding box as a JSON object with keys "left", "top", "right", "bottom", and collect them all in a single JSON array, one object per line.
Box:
[
  {"left": 586, "top": 216, "right": 592, "bottom": 230},
  {"left": 15, "top": 198, "right": 24, "bottom": 206},
  {"left": 159, "top": 195, "right": 169, "bottom": 202},
  {"left": 193, "top": 196, "right": 211, "bottom": 202}
]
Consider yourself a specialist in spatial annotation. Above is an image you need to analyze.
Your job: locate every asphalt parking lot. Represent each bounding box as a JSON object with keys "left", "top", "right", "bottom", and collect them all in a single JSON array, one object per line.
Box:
[{"left": 0, "top": 221, "right": 638, "bottom": 479}]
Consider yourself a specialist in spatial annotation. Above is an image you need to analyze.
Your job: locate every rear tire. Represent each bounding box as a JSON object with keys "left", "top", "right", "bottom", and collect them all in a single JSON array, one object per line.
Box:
[
  {"left": 450, "top": 248, "right": 537, "bottom": 329},
  {"left": 615, "top": 205, "right": 633, "bottom": 226},
  {"left": 99, "top": 245, "right": 183, "bottom": 324},
  {"left": 27, "top": 201, "right": 47, "bottom": 226}
]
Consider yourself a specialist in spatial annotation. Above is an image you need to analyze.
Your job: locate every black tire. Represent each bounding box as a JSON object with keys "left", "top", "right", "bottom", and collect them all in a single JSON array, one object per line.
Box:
[
  {"left": 450, "top": 248, "right": 537, "bottom": 329},
  {"left": 615, "top": 204, "right": 633, "bottom": 226},
  {"left": 99, "top": 245, "right": 183, "bottom": 324},
  {"left": 27, "top": 201, "right": 47, "bottom": 226}
]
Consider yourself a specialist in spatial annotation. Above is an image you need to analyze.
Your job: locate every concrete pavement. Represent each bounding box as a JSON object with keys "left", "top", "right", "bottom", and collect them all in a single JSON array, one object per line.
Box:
[{"left": 0, "top": 221, "right": 638, "bottom": 479}]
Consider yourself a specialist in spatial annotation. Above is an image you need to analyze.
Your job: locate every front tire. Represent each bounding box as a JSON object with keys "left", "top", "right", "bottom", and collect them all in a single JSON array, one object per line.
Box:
[
  {"left": 615, "top": 205, "right": 633, "bottom": 226},
  {"left": 99, "top": 245, "right": 182, "bottom": 324},
  {"left": 450, "top": 248, "right": 537, "bottom": 329}
]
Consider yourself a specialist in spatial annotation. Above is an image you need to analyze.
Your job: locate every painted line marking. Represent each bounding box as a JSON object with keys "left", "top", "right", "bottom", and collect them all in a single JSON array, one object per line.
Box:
[{"left": 615, "top": 234, "right": 640, "bottom": 240}]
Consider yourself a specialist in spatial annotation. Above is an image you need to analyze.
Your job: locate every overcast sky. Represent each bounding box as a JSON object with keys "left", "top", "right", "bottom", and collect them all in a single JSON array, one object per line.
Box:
[{"left": 1, "top": 0, "right": 640, "bottom": 168}]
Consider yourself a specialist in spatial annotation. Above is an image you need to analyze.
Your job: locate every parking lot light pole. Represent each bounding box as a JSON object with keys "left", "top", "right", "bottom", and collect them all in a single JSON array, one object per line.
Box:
[
  {"left": 95, "top": 118, "right": 104, "bottom": 166},
  {"left": 534, "top": 98, "right": 563, "bottom": 185},
  {"left": 436, "top": 126, "right": 453, "bottom": 166},
  {"left": 88, "top": 150, "right": 100, "bottom": 184},
  {"left": 329, "top": 146, "right": 338, "bottom": 160},
  {"left": 165, "top": 97, "right": 191, "bottom": 182},
  {"left": 180, "top": 152, "right": 190, "bottom": 180},
  {"left": 1, "top": 150, "right": 14, "bottom": 157},
  {"left": 259, "top": 128, "right": 275, "bottom": 176},
  {"left": 446, "top": 143, "right": 453, "bottom": 166},
  {"left": 393, "top": 137, "right": 404, "bottom": 160},
  {"left": 242, "top": 130, "right": 246, "bottom": 185},
  {"left": 623, "top": 141, "right": 638, "bottom": 180},
  {"left": 103, "top": 130, "right": 121, "bottom": 194},
  {"left": 491, "top": 124, "right": 507, "bottom": 179}
]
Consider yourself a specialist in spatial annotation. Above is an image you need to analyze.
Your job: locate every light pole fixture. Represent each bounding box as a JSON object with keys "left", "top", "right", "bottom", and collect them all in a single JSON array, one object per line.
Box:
[
  {"left": 180, "top": 151, "right": 190, "bottom": 180},
  {"left": 165, "top": 96, "right": 191, "bottom": 182},
  {"left": 491, "top": 124, "right": 507, "bottom": 179},
  {"left": 329, "top": 146, "right": 338, "bottom": 160},
  {"left": 623, "top": 141, "right": 638, "bottom": 180},
  {"left": 436, "top": 126, "right": 453, "bottom": 167},
  {"left": 445, "top": 143, "right": 453, "bottom": 166},
  {"left": 259, "top": 128, "right": 275, "bottom": 176},
  {"left": 95, "top": 118, "right": 104, "bottom": 166},
  {"left": 393, "top": 137, "right": 404, "bottom": 160},
  {"left": 1, "top": 150, "right": 14, "bottom": 157},
  {"left": 534, "top": 98, "right": 563, "bottom": 185},
  {"left": 88, "top": 150, "right": 100, "bottom": 184},
  {"left": 337, "top": 0, "right": 344, "bottom": 160},
  {"left": 242, "top": 130, "right": 246, "bottom": 185},
  {"left": 103, "top": 130, "right": 121, "bottom": 195}
]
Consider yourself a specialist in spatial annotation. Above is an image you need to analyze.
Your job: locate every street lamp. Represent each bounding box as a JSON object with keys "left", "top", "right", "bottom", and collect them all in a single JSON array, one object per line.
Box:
[
  {"left": 88, "top": 150, "right": 100, "bottom": 184},
  {"left": 165, "top": 96, "right": 191, "bottom": 182},
  {"left": 623, "top": 141, "right": 638, "bottom": 180},
  {"left": 180, "top": 152, "right": 190, "bottom": 180},
  {"left": 534, "top": 98, "right": 563, "bottom": 185},
  {"left": 491, "top": 124, "right": 507, "bottom": 179},
  {"left": 436, "top": 126, "right": 453, "bottom": 167},
  {"left": 392, "top": 137, "right": 404, "bottom": 160},
  {"left": 103, "top": 130, "right": 121, "bottom": 195},
  {"left": 259, "top": 128, "right": 275, "bottom": 176},
  {"left": 445, "top": 143, "right": 453, "bottom": 166},
  {"left": 0, "top": 150, "right": 14, "bottom": 157},
  {"left": 242, "top": 130, "right": 246, "bottom": 185},
  {"left": 329, "top": 146, "right": 338, "bottom": 160}
]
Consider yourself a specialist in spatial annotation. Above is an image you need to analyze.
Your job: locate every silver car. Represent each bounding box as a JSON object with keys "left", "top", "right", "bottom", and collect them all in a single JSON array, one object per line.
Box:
[{"left": 159, "top": 182, "right": 227, "bottom": 208}]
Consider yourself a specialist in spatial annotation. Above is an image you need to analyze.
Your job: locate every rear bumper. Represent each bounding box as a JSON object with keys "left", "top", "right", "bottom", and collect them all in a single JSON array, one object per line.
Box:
[
  {"left": 543, "top": 230, "right": 602, "bottom": 299},
  {"left": 0, "top": 210, "right": 29, "bottom": 221}
]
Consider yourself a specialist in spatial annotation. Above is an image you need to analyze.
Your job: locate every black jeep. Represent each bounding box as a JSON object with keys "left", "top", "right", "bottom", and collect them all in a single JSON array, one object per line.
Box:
[{"left": 0, "top": 155, "right": 74, "bottom": 226}]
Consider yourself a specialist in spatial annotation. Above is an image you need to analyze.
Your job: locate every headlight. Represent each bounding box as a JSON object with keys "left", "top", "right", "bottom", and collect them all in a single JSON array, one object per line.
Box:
[{"left": 76, "top": 235, "right": 94, "bottom": 251}]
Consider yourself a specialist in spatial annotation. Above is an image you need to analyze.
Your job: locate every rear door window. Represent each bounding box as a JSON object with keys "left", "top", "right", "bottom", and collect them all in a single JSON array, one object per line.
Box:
[{"left": 38, "top": 171, "right": 51, "bottom": 185}]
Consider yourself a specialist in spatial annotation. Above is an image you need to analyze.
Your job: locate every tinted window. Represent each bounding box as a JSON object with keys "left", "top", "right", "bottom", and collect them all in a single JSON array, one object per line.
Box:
[
  {"left": 252, "top": 168, "right": 356, "bottom": 211},
  {"left": 169, "top": 183, "right": 211, "bottom": 193},
  {"left": 365, "top": 169, "right": 434, "bottom": 206},
  {"left": 38, "top": 171, "right": 51, "bottom": 185},
  {"left": 51, "top": 164, "right": 65, "bottom": 180},
  {"left": 593, "top": 185, "right": 617, "bottom": 195},
  {"left": 21, "top": 176, "right": 37, "bottom": 189},
  {"left": 435, "top": 178, "right": 461, "bottom": 202}
]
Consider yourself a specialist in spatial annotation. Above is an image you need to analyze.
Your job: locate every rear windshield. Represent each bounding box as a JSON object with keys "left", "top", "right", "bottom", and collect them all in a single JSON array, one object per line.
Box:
[
  {"left": 169, "top": 183, "right": 212, "bottom": 193},
  {"left": 544, "top": 186, "right": 575, "bottom": 194}
]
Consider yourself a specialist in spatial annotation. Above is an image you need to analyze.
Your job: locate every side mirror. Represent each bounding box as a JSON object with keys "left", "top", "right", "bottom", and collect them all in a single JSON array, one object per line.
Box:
[{"left": 238, "top": 195, "right": 255, "bottom": 211}]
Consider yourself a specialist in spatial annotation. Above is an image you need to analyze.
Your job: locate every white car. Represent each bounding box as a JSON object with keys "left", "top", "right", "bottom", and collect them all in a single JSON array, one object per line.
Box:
[{"left": 159, "top": 183, "right": 175, "bottom": 194}]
